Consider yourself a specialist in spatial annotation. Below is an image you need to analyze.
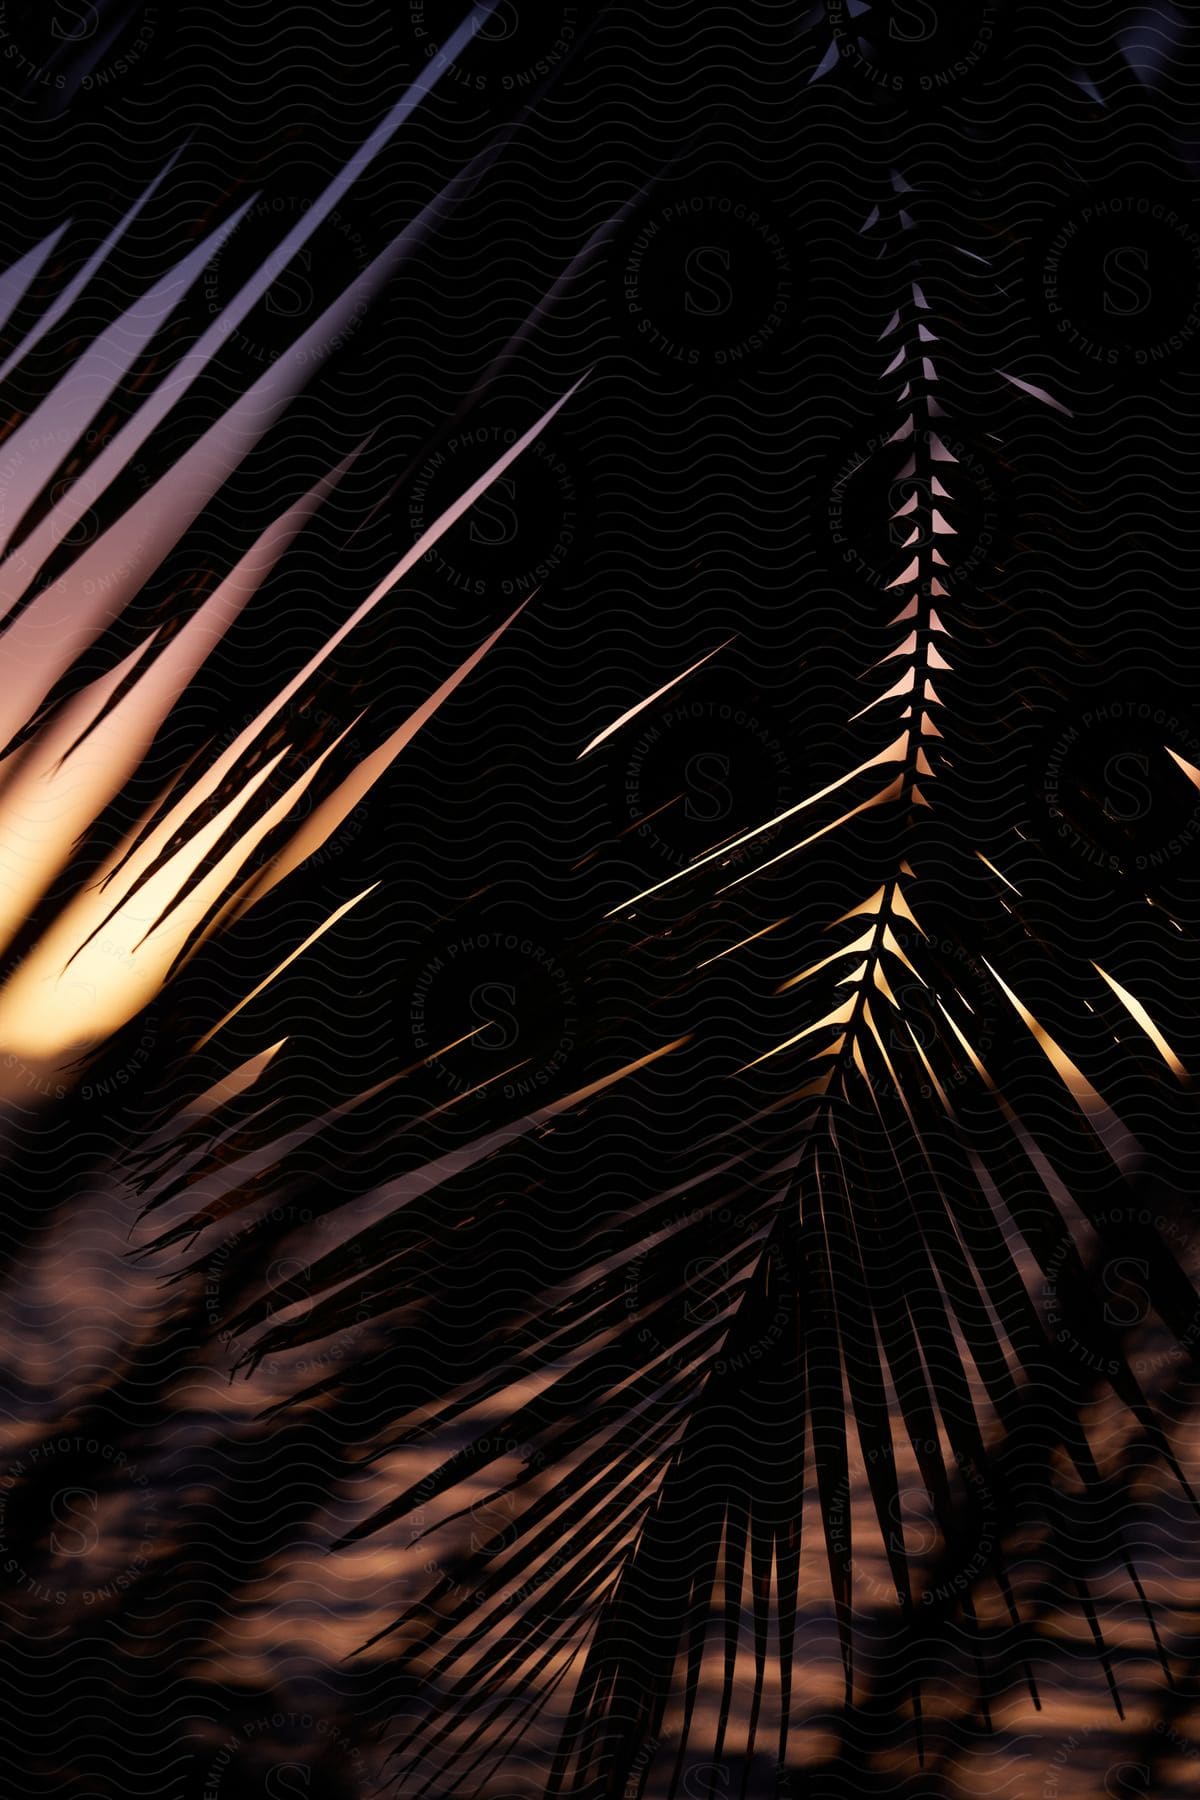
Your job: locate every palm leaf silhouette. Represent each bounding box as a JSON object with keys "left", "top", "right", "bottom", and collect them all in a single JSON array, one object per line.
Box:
[
  {"left": 274, "top": 173, "right": 1195, "bottom": 1799},
  {"left": 0, "top": 9, "right": 1197, "bottom": 1799}
]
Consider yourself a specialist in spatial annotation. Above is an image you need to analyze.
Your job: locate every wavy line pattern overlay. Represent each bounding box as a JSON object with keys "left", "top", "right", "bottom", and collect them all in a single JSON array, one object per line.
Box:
[{"left": 2, "top": 4, "right": 1200, "bottom": 1798}]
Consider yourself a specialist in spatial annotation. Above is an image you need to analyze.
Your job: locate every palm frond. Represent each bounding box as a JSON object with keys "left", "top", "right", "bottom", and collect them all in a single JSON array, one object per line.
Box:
[{"left": 0, "top": 16, "right": 1197, "bottom": 1800}]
